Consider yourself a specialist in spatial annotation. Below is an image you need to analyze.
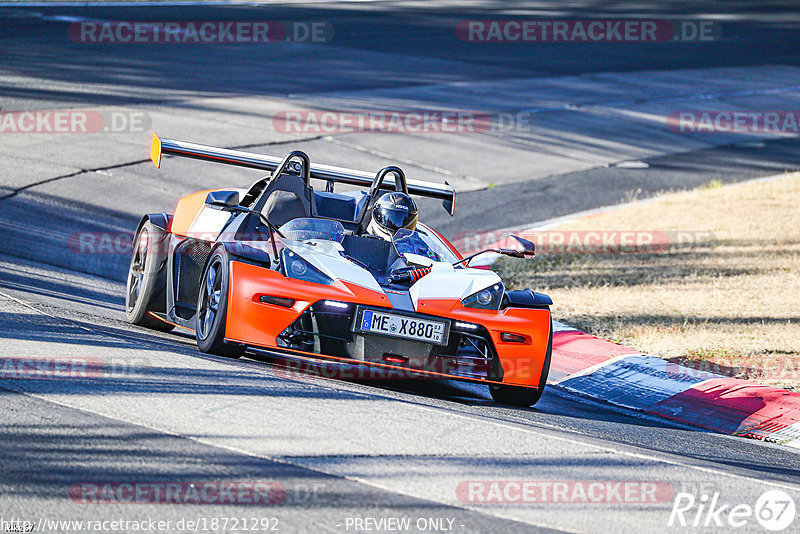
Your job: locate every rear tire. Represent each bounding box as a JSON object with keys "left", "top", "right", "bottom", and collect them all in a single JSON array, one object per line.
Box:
[
  {"left": 489, "top": 319, "right": 553, "bottom": 407},
  {"left": 196, "top": 248, "right": 244, "bottom": 359},
  {"left": 125, "top": 221, "right": 173, "bottom": 332}
]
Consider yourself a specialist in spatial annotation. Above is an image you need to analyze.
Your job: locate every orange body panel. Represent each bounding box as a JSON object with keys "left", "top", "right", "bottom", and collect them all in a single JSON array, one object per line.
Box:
[
  {"left": 170, "top": 189, "right": 215, "bottom": 237},
  {"left": 225, "top": 261, "right": 390, "bottom": 348},
  {"left": 415, "top": 299, "right": 551, "bottom": 387},
  {"left": 224, "top": 261, "right": 550, "bottom": 389}
]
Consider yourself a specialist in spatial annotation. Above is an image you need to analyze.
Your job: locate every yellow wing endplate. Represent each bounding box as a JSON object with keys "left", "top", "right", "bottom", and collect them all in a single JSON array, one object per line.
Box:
[{"left": 150, "top": 132, "right": 162, "bottom": 169}]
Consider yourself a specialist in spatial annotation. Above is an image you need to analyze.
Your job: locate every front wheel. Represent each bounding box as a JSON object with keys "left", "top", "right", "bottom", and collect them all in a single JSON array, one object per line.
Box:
[
  {"left": 489, "top": 319, "right": 553, "bottom": 407},
  {"left": 196, "top": 248, "right": 244, "bottom": 358},
  {"left": 125, "top": 221, "right": 173, "bottom": 332},
  {"left": 489, "top": 383, "right": 544, "bottom": 407}
]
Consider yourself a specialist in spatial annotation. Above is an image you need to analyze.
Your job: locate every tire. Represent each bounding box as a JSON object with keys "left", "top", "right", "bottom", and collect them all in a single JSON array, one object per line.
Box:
[
  {"left": 125, "top": 221, "right": 173, "bottom": 332},
  {"left": 196, "top": 248, "right": 244, "bottom": 358},
  {"left": 489, "top": 319, "right": 553, "bottom": 407}
]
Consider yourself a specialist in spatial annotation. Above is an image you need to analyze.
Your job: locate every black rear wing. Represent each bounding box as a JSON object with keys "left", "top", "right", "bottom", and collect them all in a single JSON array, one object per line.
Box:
[{"left": 150, "top": 133, "right": 456, "bottom": 216}]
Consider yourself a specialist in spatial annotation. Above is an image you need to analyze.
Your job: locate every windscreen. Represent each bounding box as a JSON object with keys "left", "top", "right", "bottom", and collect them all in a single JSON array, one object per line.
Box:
[
  {"left": 392, "top": 228, "right": 458, "bottom": 263},
  {"left": 279, "top": 218, "right": 346, "bottom": 244}
]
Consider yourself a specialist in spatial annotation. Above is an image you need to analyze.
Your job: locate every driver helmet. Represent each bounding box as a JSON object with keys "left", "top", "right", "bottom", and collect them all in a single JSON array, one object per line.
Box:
[{"left": 367, "top": 192, "right": 418, "bottom": 240}]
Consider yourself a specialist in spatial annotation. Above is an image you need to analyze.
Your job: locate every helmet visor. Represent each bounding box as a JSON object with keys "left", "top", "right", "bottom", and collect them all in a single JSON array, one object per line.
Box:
[{"left": 376, "top": 208, "right": 416, "bottom": 232}]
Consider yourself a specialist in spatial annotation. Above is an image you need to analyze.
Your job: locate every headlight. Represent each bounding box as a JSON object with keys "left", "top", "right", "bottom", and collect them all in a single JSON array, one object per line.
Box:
[
  {"left": 281, "top": 249, "right": 334, "bottom": 285},
  {"left": 462, "top": 283, "right": 504, "bottom": 310}
]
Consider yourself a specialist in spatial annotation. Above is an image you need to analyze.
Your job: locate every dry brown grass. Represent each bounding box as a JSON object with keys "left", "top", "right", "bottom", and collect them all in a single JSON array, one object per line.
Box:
[{"left": 494, "top": 173, "right": 800, "bottom": 389}]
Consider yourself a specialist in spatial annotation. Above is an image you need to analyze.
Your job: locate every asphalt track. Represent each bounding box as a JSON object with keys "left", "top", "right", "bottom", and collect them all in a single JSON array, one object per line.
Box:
[{"left": 2, "top": 2, "right": 800, "bottom": 533}]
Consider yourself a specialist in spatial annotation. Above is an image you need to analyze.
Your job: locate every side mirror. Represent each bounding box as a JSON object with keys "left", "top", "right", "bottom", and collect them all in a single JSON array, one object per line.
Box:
[
  {"left": 205, "top": 190, "right": 240, "bottom": 210},
  {"left": 499, "top": 235, "right": 535, "bottom": 258}
]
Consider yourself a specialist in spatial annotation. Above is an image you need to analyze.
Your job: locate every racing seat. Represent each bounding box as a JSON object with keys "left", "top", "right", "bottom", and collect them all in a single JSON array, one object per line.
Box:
[
  {"left": 235, "top": 168, "right": 314, "bottom": 240},
  {"left": 312, "top": 190, "right": 369, "bottom": 223},
  {"left": 263, "top": 190, "right": 307, "bottom": 227}
]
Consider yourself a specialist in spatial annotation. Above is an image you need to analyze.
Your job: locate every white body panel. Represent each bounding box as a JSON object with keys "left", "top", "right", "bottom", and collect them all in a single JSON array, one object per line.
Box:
[
  {"left": 187, "top": 189, "right": 248, "bottom": 241},
  {"left": 409, "top": 263, "right": 502, "bottom": 308},
  {"left": 285, "top": 232, "right": 501, "bottom": 311},
  {"left": 285, "top": 240, "right": 384, "bottom": 293}
]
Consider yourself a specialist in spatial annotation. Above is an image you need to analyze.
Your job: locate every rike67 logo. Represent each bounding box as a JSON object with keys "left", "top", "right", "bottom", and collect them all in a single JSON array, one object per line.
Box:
[{"left": 669, "top": 489, "right": 796, "bottom": 531}]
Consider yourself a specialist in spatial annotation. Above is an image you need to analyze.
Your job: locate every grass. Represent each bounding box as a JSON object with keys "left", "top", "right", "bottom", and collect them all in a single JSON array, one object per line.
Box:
[
  {"left": 699, "top": 178, "right": 724, "bottom": 190},
  {"left": 494, "top": 173, "right": 800, "bottom": 390}
]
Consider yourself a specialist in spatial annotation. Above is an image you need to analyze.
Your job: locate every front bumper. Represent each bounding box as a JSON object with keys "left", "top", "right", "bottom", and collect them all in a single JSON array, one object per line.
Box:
[{"left": 224, "top": 261, "right": 550, "bottom": 388}]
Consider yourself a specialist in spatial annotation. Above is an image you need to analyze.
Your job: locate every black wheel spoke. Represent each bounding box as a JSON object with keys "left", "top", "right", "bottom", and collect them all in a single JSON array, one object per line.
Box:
[
  {"left": 128, "top": 274, "right": 140, "bottom": 299},
  {"left": 126, "top": 229, "right": 149, "bottom": 312},
  {"left": 199, "top": 259, "right": 223, "bottom": 340},
  {"left": 202, "top": 309, "right": 214, "bottom": 335},
  {"left": 206, "top": 266, "right": 216, "bottom": 295}
]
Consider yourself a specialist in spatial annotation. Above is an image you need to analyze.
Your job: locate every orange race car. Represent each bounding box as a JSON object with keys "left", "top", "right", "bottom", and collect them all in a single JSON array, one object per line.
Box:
[{"left": 126, "top": 134, "right": 552, "bottom": 406}]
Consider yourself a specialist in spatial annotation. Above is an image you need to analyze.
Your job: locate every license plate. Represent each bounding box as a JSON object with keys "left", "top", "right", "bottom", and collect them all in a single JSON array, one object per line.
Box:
[{"left": 355, "top": 308, "right": 449, "bottom": 345}]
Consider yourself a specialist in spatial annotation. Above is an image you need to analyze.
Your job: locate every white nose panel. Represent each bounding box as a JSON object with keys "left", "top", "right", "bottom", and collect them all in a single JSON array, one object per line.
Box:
[
  {"left": 287, "top": 241, "right": 384, "bottom": 294},
  {"left": 409, "top": 265, "right": 501, "bottom": 309}
]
